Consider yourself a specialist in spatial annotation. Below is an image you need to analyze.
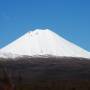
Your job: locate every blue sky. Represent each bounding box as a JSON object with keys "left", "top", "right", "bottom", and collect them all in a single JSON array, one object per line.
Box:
[{"left": 0, "top": 0, "right": 90, "bottom": 51}]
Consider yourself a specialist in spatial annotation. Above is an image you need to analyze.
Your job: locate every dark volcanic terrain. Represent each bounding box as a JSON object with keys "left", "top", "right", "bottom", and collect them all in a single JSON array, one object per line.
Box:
[{"left": 0, "top": 57, "right": 90, "bottom": 90}]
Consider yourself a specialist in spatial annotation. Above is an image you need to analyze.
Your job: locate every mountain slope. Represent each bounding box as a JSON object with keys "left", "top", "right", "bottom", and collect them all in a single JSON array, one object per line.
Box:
[{"left": 0, "top": 29, "right": 90, "bottom": 58}]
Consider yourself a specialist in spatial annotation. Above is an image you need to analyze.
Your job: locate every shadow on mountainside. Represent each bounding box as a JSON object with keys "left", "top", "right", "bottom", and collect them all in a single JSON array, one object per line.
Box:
[{"left": 0, "top": 56, "right": 90, "bottom": 90}]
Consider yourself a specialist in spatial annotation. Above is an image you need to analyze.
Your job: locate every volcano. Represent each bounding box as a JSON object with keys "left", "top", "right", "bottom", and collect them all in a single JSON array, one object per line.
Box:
[
  {"left": 0, "top": 29, "right": 90, "bottom": 58},
  {"left": 0, "top": 29, "right": 90, "bottom": 90}
]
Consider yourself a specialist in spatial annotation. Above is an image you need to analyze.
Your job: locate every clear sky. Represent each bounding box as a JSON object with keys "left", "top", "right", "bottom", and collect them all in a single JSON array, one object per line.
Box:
[{"left": 0, "top": 0, "right": 90, "bottom": 51}]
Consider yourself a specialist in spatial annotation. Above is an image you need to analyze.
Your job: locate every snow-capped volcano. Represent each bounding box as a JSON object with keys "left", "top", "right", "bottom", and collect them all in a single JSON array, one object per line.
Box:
[{"left": 0, "top": 29, "right": 90, "bottom": 58}]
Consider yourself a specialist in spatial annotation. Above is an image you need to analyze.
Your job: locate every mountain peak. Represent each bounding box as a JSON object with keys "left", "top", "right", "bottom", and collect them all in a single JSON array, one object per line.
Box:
[
  {"left": 27, "top": 29, "right": 51, "bottom": 35},
  {"left": 0, "top": 29, "right": 90, "bottom": 58}
]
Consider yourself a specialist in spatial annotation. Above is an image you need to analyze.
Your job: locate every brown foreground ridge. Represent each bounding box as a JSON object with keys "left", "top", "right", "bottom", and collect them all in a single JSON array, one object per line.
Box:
[{"left": 0, "top": 57, "right": 90, "bottom": 90}]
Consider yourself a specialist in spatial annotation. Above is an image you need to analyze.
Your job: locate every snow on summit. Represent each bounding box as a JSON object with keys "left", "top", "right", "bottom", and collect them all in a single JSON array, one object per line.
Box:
[{"left": 0, "top": 29, "right": 90, "bottom": 58}]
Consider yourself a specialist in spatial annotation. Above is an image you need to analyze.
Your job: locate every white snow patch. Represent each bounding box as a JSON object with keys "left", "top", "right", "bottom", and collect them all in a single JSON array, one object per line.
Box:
[{"left": 0, "top": 29, "right": 90, "bottom": 59}]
